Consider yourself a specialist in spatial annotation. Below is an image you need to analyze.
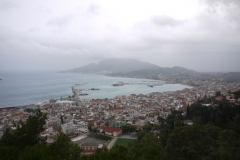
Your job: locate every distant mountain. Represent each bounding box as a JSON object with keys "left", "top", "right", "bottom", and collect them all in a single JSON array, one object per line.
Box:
[
  {"left": 109, "top": 66, "right": 197, "bottom": 79},
  {"left": 219, "top": 72, "right": 240, "bottom": 82},
  {"left": 61, "top": 59, "right": 160, "bottom": 73},
  {"left": 60, "top": 58, "right": 200, "bottom": 80},
  {"left": 170, "top": 66, "right": 196, "bottom": 73}
]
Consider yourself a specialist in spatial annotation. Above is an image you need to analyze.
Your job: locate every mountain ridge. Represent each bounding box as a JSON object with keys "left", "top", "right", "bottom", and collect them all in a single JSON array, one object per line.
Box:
[
  {"left": 60, "top": 59, "right": 198, "bottom": 80},
  {"left": 60, "top": 59, "right": 161, "bottom": 73},
  {"left": 59, "top": 59, "right": 240, "bottom": 81}
]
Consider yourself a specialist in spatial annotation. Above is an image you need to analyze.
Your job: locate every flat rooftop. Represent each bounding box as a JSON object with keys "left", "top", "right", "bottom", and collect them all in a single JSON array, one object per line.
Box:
[{"left": 71, "top": 135, "right": 87, "bottom": 142}]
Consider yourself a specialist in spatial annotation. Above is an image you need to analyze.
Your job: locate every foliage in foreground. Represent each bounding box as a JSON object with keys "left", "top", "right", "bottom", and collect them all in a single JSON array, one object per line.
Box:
[{"left": 0, "top": 109, "right": 82, "bottom": 160}]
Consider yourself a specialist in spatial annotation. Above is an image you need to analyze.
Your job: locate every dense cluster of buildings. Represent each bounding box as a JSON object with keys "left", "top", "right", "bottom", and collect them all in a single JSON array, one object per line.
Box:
[{"left": 1, "top": 77, "right": 240, "bottom": 153}]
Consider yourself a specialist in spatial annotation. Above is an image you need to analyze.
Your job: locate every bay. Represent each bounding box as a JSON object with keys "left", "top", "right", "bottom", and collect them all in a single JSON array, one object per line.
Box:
[{"left": 0, "top": 71, "right": 191, "bottom": 107}]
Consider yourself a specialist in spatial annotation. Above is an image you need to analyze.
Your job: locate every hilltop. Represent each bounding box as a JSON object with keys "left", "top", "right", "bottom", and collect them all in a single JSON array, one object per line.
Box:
[
  {"left": 61, "top": 59, "right": 159, "bottom": 74},
  {"left": 109, "top": 66, "right": 197, "bottom": 79},
  {"left": 60, "top": 59, "right": 196, "bottom": 76},
  {"left": 60, "top": 58, "right": 240, "bottom": 81}
]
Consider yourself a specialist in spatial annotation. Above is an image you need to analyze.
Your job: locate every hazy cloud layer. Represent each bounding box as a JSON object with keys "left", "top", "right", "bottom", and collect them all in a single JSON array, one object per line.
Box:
[
  {"left": 47, "top": 15, "right": 73, "bottom": 27},
  {"left": 0, "top": 0, "right": 240, "bottom": 72},
  {"left": 152, "top": 16, "right": 186, "bottom": 26},
  {"left": 0, "top": 1, "right": 18, "bottom": 10}
]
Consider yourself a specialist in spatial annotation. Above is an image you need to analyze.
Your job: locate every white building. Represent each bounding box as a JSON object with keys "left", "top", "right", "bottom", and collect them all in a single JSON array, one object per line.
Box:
[
  {"left": 61, "top": 122, "right": 78, "bottom": 135},
  {"left": 76, "top": 128, "right": 88, "bottom": 135},
  {"left": 47, "top": 117, "right": 61, "bottom": 127}
]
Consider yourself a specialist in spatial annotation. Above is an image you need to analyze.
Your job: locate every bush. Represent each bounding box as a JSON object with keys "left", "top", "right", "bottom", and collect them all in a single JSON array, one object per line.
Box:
[{"left": 94, "top": 134, "right": 112, "bottom": 141}]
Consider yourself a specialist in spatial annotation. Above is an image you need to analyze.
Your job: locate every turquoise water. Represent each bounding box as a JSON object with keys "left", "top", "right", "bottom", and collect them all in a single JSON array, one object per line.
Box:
[{"left": 0, "top": 71, "right": 191, "bottom": 107}]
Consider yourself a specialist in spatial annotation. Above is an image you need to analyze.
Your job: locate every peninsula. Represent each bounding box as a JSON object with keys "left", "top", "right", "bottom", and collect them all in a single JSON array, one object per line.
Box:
[{"left": 61, "top": 58, "right": 240, "bottom": 82}]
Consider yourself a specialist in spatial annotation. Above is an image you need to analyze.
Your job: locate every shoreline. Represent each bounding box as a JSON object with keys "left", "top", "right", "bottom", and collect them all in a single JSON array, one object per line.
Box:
[
  {"left": 0, "top": 84, "right": 193, "bottom": 109},
  {"left": 60, "top": 72, "right": 197, "bottom": 87},
  {"left": 0, "top": 72, "right": 193, "bottom": 108}
]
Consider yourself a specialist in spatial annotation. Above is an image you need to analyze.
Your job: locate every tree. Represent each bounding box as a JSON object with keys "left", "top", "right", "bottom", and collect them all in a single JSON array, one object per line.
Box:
[
  {"left": 49, "top": 132, "right": 82, "bottom": 160},
  {"left": 19, "top": 144, "right": 55, "bottom": 160},
  {"left": 137, "top": 130, "right": 147, "bottom": 140},
  {"left": 127, "top": 133, "right": 164, "bottom": 160},
  {"left": 204, "top": 94, "right": 207, "bottom": 99},
  {"left": 60, "top": 115, "right": 64, "bottom": 124},
  {"left": 81, "top": 145, "right": 127, "bottom": 160},
  {"left": 105, "top": 121, "right": 110, "bottom": 126},
  {"left": 186, "top": 104, "right": 191, "bottom": 119},
  {"left": 209, "top": 130, "right": 240, "bottom": 160},
  {"left": 88, "top": 124, "right": 93, "bottom": 132},
  {"left": 0, "top": 109, "right": 47, "bottom": 146},
  {"left": 0, "top": 109, "right": 82, "bottom": 160},
  {"left": 215, "top": 91, "right": 221, "bottom": 97},
  {"left": 164, "top": 125, "right": 215, "bottom": 160},
  {"left": 121, "top": 125, "right": 136, "bottom": 134},
  {"left": 228, "top": 90, "right": 232, "bottom": 95},
  {"left": 0, "top": 109, "right": 47, "bottom": 159}
]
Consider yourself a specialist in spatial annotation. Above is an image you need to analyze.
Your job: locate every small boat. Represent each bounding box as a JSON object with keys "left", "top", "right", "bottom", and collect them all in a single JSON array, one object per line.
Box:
[
  {"left": 112, "top": 81, "right": 124, "bottom": 86},
  {"left": 79, "top": 93, "right": 88, "bottom": 96},
  {"left": 75, "top": 83, "right": 87, "bottom": 86},
  {"left": 90, "top": 88, "right": 100, "bottom": 90},
  {"left": 147, "top": 84, "right": 153, "bottom": 87}
]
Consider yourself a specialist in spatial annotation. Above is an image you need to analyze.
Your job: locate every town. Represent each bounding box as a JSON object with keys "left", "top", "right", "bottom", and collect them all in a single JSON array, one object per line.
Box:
[{"left": 1, "top": 76, "right": 240, "bottom": 155}]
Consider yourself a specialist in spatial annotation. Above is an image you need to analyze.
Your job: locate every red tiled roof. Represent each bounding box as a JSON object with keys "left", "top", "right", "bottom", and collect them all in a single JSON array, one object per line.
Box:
[
  {"left": 216, "top": 96, "right": 223, "bottom": 100},
  {"left": 100, "top": 126, "right": 122, "bottom": 132},
  {"left": 0, "top": 107, "right": 18, "bottom": 112}
]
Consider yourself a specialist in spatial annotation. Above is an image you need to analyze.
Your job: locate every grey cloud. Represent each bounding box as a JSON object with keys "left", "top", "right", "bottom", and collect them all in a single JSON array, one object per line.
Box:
[
  {"left": 202, "top": 0, "right": 240, "bottom": 6},
  {"left": 197, "top": 3, "right": 240, "bottom": 32},
  {"left": 0, "top": 1, "right": 18, "bottom": 10},
  {"left": 224, "top": 6, "right": 240, "bottom": 30},
  {"left": 87, "top": 4, "right": 100, "bottom": 14},
  {"left": 118, "top": 3, "right": 240, "bottom": 72},
  {"left": 38, "top": 7, "right": 51, "bottom": 13},
  {"left": 47, "top": 15, "right": 73, "bottom": 27},
  {"left": 28, "top": 27, "right": 40, "bottom": 32},
  {"left": 1, "top": 0, "right": 240, "bottom": 72},
  {"left": 152, "top": 15, "right": 186, "bottom": 26}
]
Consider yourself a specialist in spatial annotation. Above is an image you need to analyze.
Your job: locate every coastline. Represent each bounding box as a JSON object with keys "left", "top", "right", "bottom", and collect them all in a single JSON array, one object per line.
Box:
[
  {"left": 1, "top": 85, "right": 193, "bottom": 109},
  {"left": 65, "top": 71, "right": 197, "bottom": 89},
  {"left": 0, "top": 72, "right": 192, "bottom": 108}
]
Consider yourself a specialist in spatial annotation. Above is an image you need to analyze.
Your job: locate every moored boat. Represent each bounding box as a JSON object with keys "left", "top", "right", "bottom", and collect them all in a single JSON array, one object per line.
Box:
[
  {"left": 91, "top": 88, "right": 100, "bottom": 90},
  {"left": 147, "top": 84, "right": 153, "bottom": 87},
  {"left": 79, "top": 93, "right": 88, "bottom": 96},
  {"left": 112, "top": 81, "right": 124, "bottom": 86}
]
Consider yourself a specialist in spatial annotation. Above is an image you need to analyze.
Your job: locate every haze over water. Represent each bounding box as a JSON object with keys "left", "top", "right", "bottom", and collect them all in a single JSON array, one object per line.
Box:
[{"left": 0, "top": 71, "right": 191, "bottom": 108}]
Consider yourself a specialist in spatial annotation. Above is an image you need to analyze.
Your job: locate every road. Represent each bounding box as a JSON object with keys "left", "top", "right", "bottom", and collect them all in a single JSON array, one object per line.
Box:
[{"left": 107, "top": 137, "right": 117, "bottom": 150}]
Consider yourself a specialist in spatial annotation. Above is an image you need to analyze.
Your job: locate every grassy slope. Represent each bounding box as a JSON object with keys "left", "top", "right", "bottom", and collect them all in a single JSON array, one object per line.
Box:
[{"left": 113, "top": 138, "right": 136, "bottom": 148}]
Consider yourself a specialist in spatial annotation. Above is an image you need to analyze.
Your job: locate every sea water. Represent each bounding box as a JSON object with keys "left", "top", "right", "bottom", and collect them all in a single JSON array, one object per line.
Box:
[{"left": 0, "top": 71, "right": 191, "bottom": 107}]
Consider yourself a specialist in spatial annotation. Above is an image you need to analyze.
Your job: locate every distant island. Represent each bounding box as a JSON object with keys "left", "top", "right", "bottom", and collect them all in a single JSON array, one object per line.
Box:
[
  {"left": 60, "top": 59, "right": 197, "bottom": 79},
  {"left": 60, "top": 58, "right": 240, "bottom": 82},
  {"left": 60, "top": 59, "right": 160, "bottom": 74}
]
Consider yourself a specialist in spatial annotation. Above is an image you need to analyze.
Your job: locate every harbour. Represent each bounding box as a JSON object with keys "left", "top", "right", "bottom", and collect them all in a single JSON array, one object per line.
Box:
[{"left": 0, "top": 71, "right": 191, "bottom": 108}]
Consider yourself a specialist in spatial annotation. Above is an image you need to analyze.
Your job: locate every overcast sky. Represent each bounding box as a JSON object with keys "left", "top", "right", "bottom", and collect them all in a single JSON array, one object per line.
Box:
[{"left": 0, "top": 0, "right": 240, "bottom": 72}]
